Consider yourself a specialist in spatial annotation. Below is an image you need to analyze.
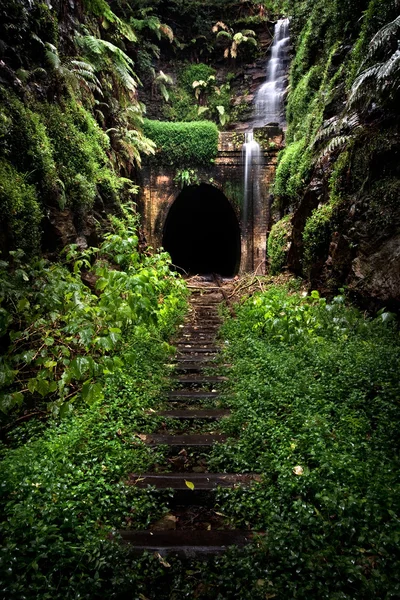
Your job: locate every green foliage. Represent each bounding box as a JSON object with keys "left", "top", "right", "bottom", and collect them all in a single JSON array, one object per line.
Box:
[
  {"left": 207, "top": 286, "right": 400, "bottom": 597},
  {"left": 179, "top": 63, "right": 216, "bottom": 93},
  {"left": 267, "top": 215, "right": 292, "bottom": 275},
  {"left": 143, "top": 119, "right": 219, "bottom": 166},
  {"left": 0, "top": 89, "right": 59, "bottom": 200},
  {"left": 163, "top": 63, "right": 233, "bottom": 126},
  {"left": 0, "top": 161, "right": 42, "bottom": 255},
  {"left": 347, "top": 0, "right": 400, "bottom": 87},
  {"left": 302, "top": 203, "right": 334, "bottom": 273},
  {"left": 274, "top": 139, "right": 310, "bottom": 203},
  {"left": 0, "top": 209, "right": 188, "bottom": 418},
  {"left": 173, "top": 168, "right": 200, "bottom": 188},
  {"left": 0, "top": 330, "right": 183, "bottom": 598},
  {"left": 39, "top": 100, "right": 112, "bottom": 213},
  {"left": 348, "top": 15, "right": 400, "bottom": 112}
]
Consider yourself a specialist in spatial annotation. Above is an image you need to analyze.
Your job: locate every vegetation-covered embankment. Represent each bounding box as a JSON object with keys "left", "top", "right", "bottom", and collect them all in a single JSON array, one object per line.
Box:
[
  {"left": 0, "top": 210, "right": 189, "bottom": 598},
  {"left": 268, "top": 0, "right": 400, "bottom": 306},
  {"left": 208, "top": 285, "right": 400, "bottom": 598}
]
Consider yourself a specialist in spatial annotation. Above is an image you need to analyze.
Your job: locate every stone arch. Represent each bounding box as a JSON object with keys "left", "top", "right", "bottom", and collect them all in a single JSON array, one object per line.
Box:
[{"left": 162, "top": 183, "right": 241, "bottom": 276}]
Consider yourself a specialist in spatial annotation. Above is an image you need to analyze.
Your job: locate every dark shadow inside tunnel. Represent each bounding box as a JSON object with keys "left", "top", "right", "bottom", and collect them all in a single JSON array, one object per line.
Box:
[{"left": 162, "top": 184, "right": 241, "bottom": 276}]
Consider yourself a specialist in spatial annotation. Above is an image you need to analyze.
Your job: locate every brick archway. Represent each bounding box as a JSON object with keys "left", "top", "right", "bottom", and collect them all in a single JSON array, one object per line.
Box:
[
  {"left": 162, "top": 183, "right": 241, "bottom": 276},
  {"left": 140, "top": 128, "right": 282, "bottom": 274}
]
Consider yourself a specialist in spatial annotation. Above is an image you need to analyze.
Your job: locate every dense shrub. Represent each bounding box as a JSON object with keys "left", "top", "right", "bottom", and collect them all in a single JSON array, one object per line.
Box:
[
  {"left": 143, "top": 119, "right": 219, "bottom": 166},
  {"left": 0, "top": 160, "right": 42, "bottom": 255},
  {"left": 179, "top": 63, "right": 217, "bottom": 92},
  {"left": 267, "top": 215, "right": 292, "bottom": 274}
]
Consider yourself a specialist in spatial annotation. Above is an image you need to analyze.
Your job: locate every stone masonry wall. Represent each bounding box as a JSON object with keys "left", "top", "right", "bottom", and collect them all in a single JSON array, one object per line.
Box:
[{"left": 140, "top": 126, "right": 283, "bottom": 274}]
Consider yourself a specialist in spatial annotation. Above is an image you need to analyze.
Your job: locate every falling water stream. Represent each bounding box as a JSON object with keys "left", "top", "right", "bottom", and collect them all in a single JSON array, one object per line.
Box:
[
  {"left": 242, "top": 131, "right": 260, "bottom": 228},
  {"left": 254, "top": 18, "right": 290, "bottom": 128},
  {"left": 242, "top": 18, "right": 290, "bottom": 232}
]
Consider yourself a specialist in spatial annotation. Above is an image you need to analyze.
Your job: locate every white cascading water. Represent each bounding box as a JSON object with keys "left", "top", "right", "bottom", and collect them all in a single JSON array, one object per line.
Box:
[
  {"left": 242, "top": 131, "right": 260, "bottom": 227},
  {"left": 242, "top": 19, "right": 290, "bottom": 230},
  {"left": 254, "top": 18, "right": 290, "bottom": 127}
]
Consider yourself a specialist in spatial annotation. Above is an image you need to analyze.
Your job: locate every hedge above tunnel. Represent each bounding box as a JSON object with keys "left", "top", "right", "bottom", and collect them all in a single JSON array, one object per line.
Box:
[{"left": 143, "top": 119, "right": 219, "bottom": 166}]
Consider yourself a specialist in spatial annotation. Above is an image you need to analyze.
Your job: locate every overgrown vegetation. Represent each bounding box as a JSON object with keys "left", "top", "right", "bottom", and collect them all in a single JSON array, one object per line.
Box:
[
  {"left": 143, "top": 119, "right": 219, "bottom": 166},
  {"left": 0, "top": 207, "right": 188, "bottom": 597},
  {"left": 272, "top": 0, "right": 400, "bottom": 276},
  {"left": 0, "top": 209, "right": 187, "bottom": 419},
  {"left": 267, "top": 215, "right": 292, "bottom": 274},
  {"left": 205, "top": 285, "right": 400, "bottom": 598}
]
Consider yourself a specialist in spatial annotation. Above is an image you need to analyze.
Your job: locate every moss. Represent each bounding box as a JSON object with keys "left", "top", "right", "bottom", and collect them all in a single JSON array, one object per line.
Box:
[
  {"left": 0, "top": 160, "right": 42, "bottom": 255},
  {"left": 143, "top": 120, "right": 219, "bottom": 166},
  {"left": 267, "top": 215, "right": 292, "bottom": 275},
  {"left": 223, "top": 181, "right": 243, "bottom": 209},
  {"left": 302, "top": 204, "right": 334, "bottom": 274},
  {"left": 276, "top": 41, "right": 345, "bottom": 210},
  {"left": 286, "top": 65, "right": 323, "bottom": 142},
  {"left": 0, "top": 89, "right": 58, "bottom": 200},
  {"left": 274, "top": 139, "right": 310, "bottom": 204},
  {"left": 39, "top": 100, "right": 112, "bottom": 213}
]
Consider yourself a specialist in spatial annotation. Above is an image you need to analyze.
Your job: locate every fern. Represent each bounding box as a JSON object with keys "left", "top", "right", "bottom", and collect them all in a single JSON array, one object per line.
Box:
[
  {"left": 366, "top": 15, "right": 400, "bottom": 59},
  {"left": 76, "top": 35, "right": 139, "bottom": 97},
  {"left": 43, "top": 43, "right": 103, "bottom": 99},
  {"left": 320, "top": 136, "right": 351, "bottom": 156},
  {"left": 349, "top": 16, "right": 400, "bottom": 110}
]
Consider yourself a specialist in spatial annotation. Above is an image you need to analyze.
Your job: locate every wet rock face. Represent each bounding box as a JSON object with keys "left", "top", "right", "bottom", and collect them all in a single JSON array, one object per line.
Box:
[{"left": 351, "top": 235, "right": 400, "bottom": 304}]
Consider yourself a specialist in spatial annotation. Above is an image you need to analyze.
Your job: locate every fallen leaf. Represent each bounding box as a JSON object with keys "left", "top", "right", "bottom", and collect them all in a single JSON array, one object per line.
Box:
[
  {"left": 154, "top": 552, "right": 171, "bottom": 568},
  {"left": 293, "top": 465, "right": 304, "bottom": 476},
  {"left": 185, "top": 480, "right": 195, "bottom": 490},
  {"left": 151, "top": 514, "right": 177, "bottom": 531}
]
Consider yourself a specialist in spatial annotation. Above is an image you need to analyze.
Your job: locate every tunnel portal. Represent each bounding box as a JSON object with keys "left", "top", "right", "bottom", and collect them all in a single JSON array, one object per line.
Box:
[{"left": 162, "top": 184, "right": 241, "bottom": 276}]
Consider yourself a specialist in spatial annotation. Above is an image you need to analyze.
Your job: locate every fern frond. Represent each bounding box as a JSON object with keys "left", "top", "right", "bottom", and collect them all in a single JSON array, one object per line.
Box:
[
  {"left": 45, "top": 44, "right": 61, "bottom": 70},
  {"left": 348, "top": 64, "right": 381, "bottom": 107},
  {"left": 377, "top": 48, "right": 400, "bottom": 84},
  {"left": 245, "top": 37, "right": 258, "bottom": 47},
  {"left": 216, "top": 31, "right": 232, "bottom": 40},
  {"left": 367, "top": 15, "right": 400, "bottom": 58},
  {"left": 321, "top": 136, "right": 351, "bottom": 156},
  {"left": 160, "top": 24, "right": 174, "bottom": 42}
]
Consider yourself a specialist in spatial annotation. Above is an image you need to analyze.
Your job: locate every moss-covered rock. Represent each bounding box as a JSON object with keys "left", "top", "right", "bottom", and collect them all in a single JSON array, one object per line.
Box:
[
  {"left": 267, "top": 215, "right": 293, "bottom": 275},
  {"left": 0, "top": 160, "right": 42, "bottom": 255}
]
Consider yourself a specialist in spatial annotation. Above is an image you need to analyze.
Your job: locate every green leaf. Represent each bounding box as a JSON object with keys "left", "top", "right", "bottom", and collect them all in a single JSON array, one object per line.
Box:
[
  {"left": 185, "top": 480, "right": 195, "bottom": 491},
  {"left": 44, "top": 360, "right": 57, "bottom": 369},
  {"left": 0, "top": 391, "right": 23, "bottom": 413},
  {"left": 81, "top": 381, "right": 104, "bottom": 406},
  {"left": 36, "top": 379, "right": 50, "bottom": 397},
  {"left": 17, "top": 298, "right": 30, "bottom": 312},
  {"left": 69, "top": 356, "right": 93, "bottom": 380}
]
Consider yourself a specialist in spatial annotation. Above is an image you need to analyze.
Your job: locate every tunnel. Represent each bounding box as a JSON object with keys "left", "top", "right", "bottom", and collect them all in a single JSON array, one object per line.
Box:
[{"left": 162, "top": 184, "right": 241, "bottom": 276}]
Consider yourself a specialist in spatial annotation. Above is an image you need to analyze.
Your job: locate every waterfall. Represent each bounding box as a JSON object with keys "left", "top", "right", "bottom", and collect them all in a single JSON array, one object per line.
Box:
[
  {"left": 242, "top": 131, "right": 260, "bottom": 230},
  {"left": 254, "top": 18, "right": 290, "bottom": 127},
  {"left": 241, "top": 18, "right": 290, "bottom": 257}
]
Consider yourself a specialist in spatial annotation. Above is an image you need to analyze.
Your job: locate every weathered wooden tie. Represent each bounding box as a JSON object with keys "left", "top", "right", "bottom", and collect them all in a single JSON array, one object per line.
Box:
[
  {"left": 140, "top": 433, "right": 227, "bottom": 447},
  {"left": 119, "top": 280, "right": 254, "bottom": 556},
  {"left": 128, "top": 472, "right": 261, "bottom": 490},
  {"left": 155, "top": 409, "right": 230, "bottom": 420},
  {"left": 118, "top": 530, "right": 253, "bottom": 557}
]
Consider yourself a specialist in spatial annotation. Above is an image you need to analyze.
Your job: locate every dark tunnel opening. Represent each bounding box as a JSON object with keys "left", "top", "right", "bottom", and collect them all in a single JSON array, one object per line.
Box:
[{"left": 162, "top": 184, "right": 241, "bottom": 277}]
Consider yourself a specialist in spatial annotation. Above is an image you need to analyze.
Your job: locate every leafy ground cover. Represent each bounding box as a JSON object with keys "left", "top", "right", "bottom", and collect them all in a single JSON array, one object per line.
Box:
[
  {"left": 2, "top": 281, "right": 400, "bottom": 599},
  {"left": 208, "top": 286, "right": 400, "bottom": 598},
  {"left": 0, "top": 210, "right": 189, "bottom": 599}
]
